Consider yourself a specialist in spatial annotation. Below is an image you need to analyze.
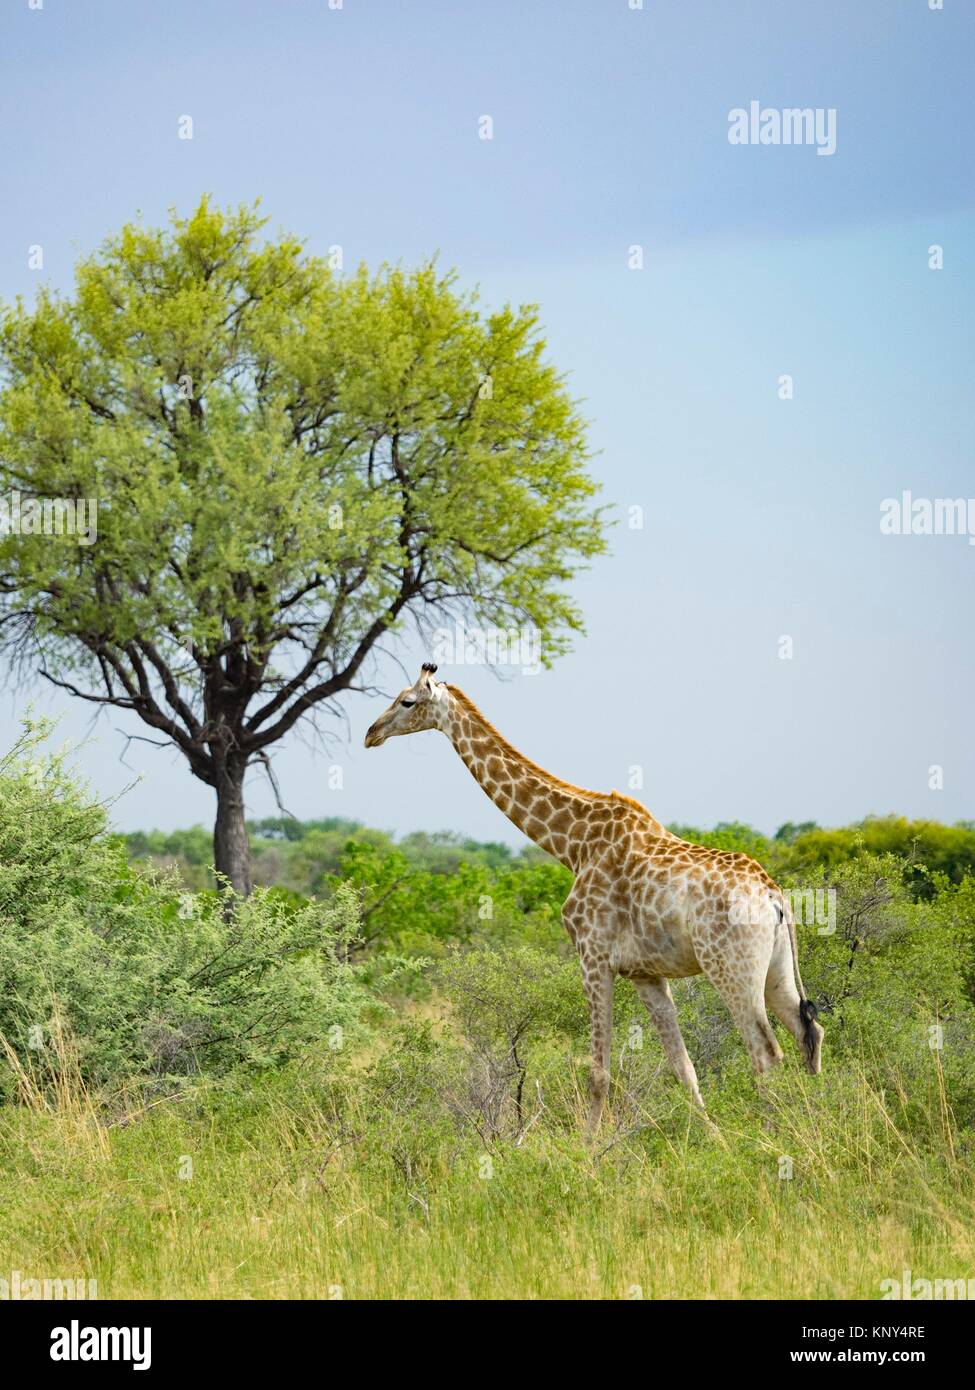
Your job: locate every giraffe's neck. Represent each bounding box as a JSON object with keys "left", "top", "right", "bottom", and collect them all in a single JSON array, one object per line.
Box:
[
  {"left": 440, "top": 687, "right": 584, "bottom": 867},
  {"left": 438, "top": 684, "right": 667, "bottom": 870}
]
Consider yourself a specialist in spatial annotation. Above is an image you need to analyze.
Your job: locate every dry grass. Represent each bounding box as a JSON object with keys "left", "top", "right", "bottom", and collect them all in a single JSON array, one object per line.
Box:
[{"left": 1, "top": 1024, "right": 972, "bottom": 1300}]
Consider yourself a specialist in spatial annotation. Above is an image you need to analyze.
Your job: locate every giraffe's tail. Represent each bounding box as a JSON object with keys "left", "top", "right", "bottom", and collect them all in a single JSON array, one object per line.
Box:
[
  {"left": 774, "top": 895, "right": 821, "bottom": 1071},
  {"left": 798, "top": 997, "right": 820, "bottom": 1067}
]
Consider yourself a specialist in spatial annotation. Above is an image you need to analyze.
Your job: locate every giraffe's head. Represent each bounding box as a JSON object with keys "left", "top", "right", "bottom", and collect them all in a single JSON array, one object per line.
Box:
[{"left": 363, "top": 663, "right": 445, "bottom": 748}]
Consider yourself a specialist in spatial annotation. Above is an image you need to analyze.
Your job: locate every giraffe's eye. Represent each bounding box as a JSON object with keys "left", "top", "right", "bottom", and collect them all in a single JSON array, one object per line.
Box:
[{"left": 401, "top": 699, "right": 416, "bottom": 708}]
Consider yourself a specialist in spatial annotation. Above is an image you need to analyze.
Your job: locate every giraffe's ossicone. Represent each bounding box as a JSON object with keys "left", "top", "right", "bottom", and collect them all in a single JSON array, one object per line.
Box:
[{"left": 365, "top": 664, "right": 824, "bottom": 1130}]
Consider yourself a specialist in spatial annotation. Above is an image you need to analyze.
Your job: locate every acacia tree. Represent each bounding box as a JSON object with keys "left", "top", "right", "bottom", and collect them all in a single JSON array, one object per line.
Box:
[{"left": 0, "top": 199, "right": 605, "bottom": 897}]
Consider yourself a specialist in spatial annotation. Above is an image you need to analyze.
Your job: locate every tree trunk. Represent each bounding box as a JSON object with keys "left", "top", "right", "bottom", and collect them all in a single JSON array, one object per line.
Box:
[{"left": 213, "top": 759, "right": 253, "bottom": 900}]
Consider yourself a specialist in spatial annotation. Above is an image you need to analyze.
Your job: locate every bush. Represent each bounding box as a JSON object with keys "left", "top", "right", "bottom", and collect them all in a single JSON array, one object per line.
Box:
[
  {"left": 781, "top": 817, "right": 975, "bottom": 898},
  {"left": 0, "top": 720, "right": 377, "bottom": 1096},
  {"left": 431, "top": 945, "right": 588, "bottom": 1139}
]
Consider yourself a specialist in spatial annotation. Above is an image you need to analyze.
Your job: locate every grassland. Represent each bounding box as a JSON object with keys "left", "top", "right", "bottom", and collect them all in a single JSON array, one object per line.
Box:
[{"left": 2, "top": 1030, "right": 972, "bottom": 1301}]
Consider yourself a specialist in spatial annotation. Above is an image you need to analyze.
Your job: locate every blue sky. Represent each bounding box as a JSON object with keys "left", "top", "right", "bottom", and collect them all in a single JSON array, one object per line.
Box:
[{"left": 1, "top": 0, "right": 972, "bottom": 844}]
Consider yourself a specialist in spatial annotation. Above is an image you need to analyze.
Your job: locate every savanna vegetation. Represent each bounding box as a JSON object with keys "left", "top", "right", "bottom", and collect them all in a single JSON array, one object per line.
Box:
[{"left": 1, "top": 719, "right": 974, "bottom": 1300}]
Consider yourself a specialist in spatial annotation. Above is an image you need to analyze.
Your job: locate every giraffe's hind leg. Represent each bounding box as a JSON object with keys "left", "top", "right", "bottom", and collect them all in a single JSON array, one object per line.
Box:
[
  {"left": 729, "top": 994, "right": 784, "bottom": 1075},
  {"left": 633, "top": 977, "right": 706, "bottom": 1110},
  {"left": 765, "top": 927, "right": 823, "bottom": 1074},
  {"left": 699, "top": 943, "right": 783, "bottom": 1075}
]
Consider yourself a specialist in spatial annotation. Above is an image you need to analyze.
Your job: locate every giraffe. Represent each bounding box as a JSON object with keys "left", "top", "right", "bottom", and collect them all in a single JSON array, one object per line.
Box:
[{"left": 364, "top": 663, "right": 823, "bottom": 1130}]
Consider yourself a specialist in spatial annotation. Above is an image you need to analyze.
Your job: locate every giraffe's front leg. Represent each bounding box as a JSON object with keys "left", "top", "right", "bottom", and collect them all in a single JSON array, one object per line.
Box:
[{"left": 580, "top": 958, "right": 614, "bottom": 1136}]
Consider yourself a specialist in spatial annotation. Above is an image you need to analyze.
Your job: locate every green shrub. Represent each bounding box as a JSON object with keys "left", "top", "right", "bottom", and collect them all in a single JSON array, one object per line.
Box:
[
  {"left": 782, "top": 816, "right": 975, "bottom": 897},
  {"left": 0, "top": 720, "right": 377, "bottom": 1095}
]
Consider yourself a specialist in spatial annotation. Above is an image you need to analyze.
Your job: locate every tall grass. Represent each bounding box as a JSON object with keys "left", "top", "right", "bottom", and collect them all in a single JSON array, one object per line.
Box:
[{"left": 1, "top": 1027, "right": 971, "bottom": 1300}]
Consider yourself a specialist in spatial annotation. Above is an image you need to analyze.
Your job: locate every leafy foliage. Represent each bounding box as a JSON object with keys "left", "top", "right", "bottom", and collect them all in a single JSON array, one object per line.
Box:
[
  {"left": 0, "top": 722, "right": 375, "bottom": 1093},
  {"left": 781, "top": 816, "right": 975, "bottom": 897},
  {"left": 0, "top": 200, "right": 606, "bottom": 871}
]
